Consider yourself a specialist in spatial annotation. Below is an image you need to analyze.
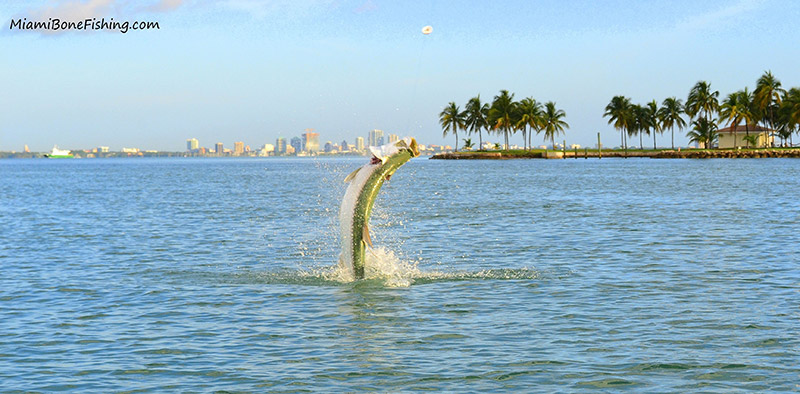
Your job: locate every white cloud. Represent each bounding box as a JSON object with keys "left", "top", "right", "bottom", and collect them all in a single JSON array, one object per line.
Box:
[
  {"left": 25, "top": 0, "right": 185, "bottom": 21},
  {"left": 219, "top": 0, "right": 334, "bottom": 19},
  {"left": 29, "top": 0, "right": 118, "bottom": 21},
  {"left": 147, "top": 0, "right": 185, "bottom": 12},
  {"left": 675, "top": 0, "right": 765, "bottom": 32}
]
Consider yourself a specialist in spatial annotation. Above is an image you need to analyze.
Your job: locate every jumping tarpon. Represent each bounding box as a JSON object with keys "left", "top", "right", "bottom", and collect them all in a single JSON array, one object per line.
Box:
[{"left": 339, "top": 137, "right": 420, "bottom": 279}]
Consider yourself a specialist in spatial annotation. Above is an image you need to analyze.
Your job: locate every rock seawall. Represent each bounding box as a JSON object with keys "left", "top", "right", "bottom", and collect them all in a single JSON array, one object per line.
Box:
[
  {"left": 430, "top": 152, "right": 542, "bottom": 159},
  {"left": 654, "top": 149, "right": 800, "bottom": 159}
]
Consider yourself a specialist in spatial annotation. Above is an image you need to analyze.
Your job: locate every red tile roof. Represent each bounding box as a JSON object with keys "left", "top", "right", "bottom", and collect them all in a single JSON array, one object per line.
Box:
[{"left": 718, "top": 124, "right": 772, "bottom": 133}]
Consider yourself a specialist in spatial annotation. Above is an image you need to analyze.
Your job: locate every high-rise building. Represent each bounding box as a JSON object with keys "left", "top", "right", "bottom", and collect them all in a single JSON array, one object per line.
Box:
[
  {"left": 340, "top": 140, "right": 348, "bottom": 151},
  {"left": 388, "top": 134, "right": 399, "bottom": 144},
  {"left": 303, "top": 132, "right": 320, "bottom": 154},
  {"left": 324, "top": 141, "right": 334, "bottom": 152},
  {"left": 215, "top": 142, "right": 224, "bottom": 155},
  {"left": 290, "top": 137, "right": 303, "bottom": 154},
  {"left": 368, "top": 129, "right": 384, "bottom": 147},
  {"left": 187, "top": 138, "right": 199, "bottom": 151},
  {"left": 356, "top": 136, "right": 365, "bottom": 151},
  {"left": 234, "top": 141, "right": 244, "bottom": 156},
  {"left": 259, "top": 143, "right": 275, "bottom": 156},
  {"left": 275, "top": 137, "right": 286, "bottom": 154}
]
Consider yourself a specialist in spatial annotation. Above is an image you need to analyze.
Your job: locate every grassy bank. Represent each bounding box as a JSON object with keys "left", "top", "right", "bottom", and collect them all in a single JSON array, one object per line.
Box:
[{"left": 430, "top": 148, "right": 800, "bottom": 160}]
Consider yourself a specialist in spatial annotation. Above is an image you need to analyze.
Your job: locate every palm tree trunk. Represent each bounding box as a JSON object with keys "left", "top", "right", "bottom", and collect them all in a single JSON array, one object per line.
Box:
[
  {"left": 455, "top": 129, "right": 458, "bottom": 152},
  {"left": 522, "top": 128, "right": 527, "bottom": 150},
  {"left": 624, "top": 131, "right": 628, "bottom": 157},
  {"left": 653, "top": 132, "right": 657, "bottom": 150},
  {"left": 745, "top": 124, "right": 750, "bottom": 148},
  {"left": 671, "top": 127, "right": 675, "bottom": 150},
  {"left": 528, "top": 130, "right": 532, "bottom": 151},
  {"left": 479, "top": 129, "right": 483, "bottom": 151},
  {"left": 639, "top": 132, "right": 643, "bottom": 150}
]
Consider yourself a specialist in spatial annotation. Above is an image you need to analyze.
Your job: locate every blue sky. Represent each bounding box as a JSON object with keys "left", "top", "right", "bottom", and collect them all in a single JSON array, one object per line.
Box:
[{"left": 1, "top": 0, "right": 798, "bottom": 151}]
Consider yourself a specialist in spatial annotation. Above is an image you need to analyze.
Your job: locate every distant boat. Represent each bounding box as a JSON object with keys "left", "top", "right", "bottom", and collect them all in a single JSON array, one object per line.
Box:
[{"left": 44, "top": 145, "right": 74, "bottom": 159}]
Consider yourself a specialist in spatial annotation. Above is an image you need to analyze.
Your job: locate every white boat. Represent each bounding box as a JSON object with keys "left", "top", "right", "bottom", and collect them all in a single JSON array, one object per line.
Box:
[{"left": 45, "top": 145, "right": 74, "bottom": 158}]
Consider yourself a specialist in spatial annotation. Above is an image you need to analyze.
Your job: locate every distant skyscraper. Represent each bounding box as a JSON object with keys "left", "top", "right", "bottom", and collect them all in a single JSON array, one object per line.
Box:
[
  {"left": 356, "top": 136, "right": 365, "bottom": 151},
  {"left": 187, "top": 138, "right": 199, "bottom": 151},
  {"left": 388, "top": 134, "right": 399, "bottom": 144},
  {"left": 368, "top": 129, "right": 384, "bottom": 147},
  {"left": 303, "top": 132, "right": 320, "bottom": 153},
  {"left": 275, "top": 137, "right": 286, "bottom": 154},
  {"left": 290, "top": 137, "right": 303, "bottom": 154},
  {"left": 234, "top": 141, "right": 244, "bottom": 156},
  {"left": 260, "top": 143, "right": 274, "bottom": 156},
  {"left": 215, "top": 142, "right": 224, "bottom": 155},
  {"left": 324, "top": 141, "right": 334, "bottom": 152},
  {"left": 340, "top": 139, "right": 348, "bottom": 151}
]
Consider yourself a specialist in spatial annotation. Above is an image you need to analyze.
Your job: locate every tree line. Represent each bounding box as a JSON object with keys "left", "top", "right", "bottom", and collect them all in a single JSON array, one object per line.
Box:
[
  {"left": 604, "top": 71, "right": 800, "bottom": 150},
  {"left": 439, "top": 90, "right": 569, "bottom": 151}
]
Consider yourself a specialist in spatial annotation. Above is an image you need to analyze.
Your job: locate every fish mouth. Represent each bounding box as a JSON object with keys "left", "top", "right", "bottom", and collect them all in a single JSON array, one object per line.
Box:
[{"left": 369, "top": 137, "right": 420, "bottom": 164}]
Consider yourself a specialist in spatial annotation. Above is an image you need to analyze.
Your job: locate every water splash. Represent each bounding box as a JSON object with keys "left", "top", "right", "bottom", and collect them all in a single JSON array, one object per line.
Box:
[{"left": 329, "top": 247, "right": 419, "bottom": 287}]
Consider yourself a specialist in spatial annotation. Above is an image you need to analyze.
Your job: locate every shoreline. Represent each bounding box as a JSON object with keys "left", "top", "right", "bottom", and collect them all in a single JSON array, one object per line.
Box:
[{"left": 430, "top": 149, "right": 800, "bottom": 160}]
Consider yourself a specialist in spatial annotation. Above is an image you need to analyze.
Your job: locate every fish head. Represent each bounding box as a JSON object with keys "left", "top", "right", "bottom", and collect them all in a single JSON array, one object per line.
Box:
[{"left": 368, "top": 137, "right": 420, "bottom": 164}]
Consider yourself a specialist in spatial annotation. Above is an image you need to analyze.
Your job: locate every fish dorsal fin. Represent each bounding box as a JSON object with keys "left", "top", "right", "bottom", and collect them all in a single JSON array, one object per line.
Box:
[
  {"left": 362, "top": 222, "right": 373, "bottom": 248},
  {"left": 344, "top": 168, "right": 361, "bottom": 183}
]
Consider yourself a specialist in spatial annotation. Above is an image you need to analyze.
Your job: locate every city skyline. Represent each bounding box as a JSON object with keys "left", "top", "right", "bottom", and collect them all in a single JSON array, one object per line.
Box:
[
  {"left": 182, "top": 129, "right": 443, "bottom": 157},
  {"left": 1, "top": 0, "right": 798, "bottom": 151}
]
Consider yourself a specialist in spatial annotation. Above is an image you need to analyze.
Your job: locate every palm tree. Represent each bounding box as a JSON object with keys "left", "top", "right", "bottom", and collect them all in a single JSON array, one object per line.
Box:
[
  {"left": 755, "top": 71, "right": 785, "bottom": 147},
  {"left": 541, "top": 101, "right": 569, "bottom": 149},
  {"left": 631, "top": 104, "right": 650, "bottom": 150},
  {"left": 488, "top": 90, "right": 517, "bottom": 150},
  {"left": 439, "top": 102, "right": 465, "bottom": 152},
  {"left": 646, "top": 100, "right": 661, "bottom": 150},
  {"left": 526, "top": 100, "right": 544, "bottom": 150},
  {"left": 604, "top": 95, "right": 632, "bottom": 150},
  {"left": 464, "top": 95, "right": 489, "bottom": 151},
  {"left": 462, "top": 138, "right": 474, "bottom": 150},
  {"left": 780, "top": 88, "right": 800, "bottom": 146},
  {"left": 741, "top": 134, "right": 759, "bottom": 148},
  {"left": 687, "top": 117, "right": 719, "bottom": 148},
  {"left": 738, "top": 88, "right": 757, "bottom": 148},
  {"left": 719, "top": 90, "right": 749, "bottom": 149},
  {"left": 686, "top": 81, "right": 720, "bottom": 123},
  {"left": 517, "top": 97, "right": 542, "bottom": 151},
  {"left": 775, "top": 88, "right": 800, "bottom": 147},
  {"left": 658, "top": 97, "right": 686, "bottom": 150}
]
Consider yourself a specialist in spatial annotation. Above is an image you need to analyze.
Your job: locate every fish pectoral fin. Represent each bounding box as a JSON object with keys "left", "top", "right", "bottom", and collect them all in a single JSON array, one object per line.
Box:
[
  {"left": 362, "top": 223, "right": 373, "bottom": 248},
  {"left": 344, "top": 168, "right": 361, "bottom": 183}
]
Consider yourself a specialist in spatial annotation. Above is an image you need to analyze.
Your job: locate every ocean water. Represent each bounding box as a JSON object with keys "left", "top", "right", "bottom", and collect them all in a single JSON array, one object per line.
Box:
[{"left": 1, "top": 157, "right": 799, "bottom": 392}]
